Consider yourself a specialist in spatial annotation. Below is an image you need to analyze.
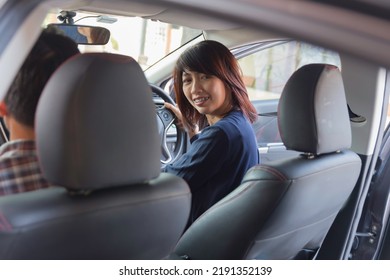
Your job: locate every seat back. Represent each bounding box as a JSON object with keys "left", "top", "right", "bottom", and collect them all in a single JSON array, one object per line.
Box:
[
  {"left": 169, "top": 64, "right": 361, "bottom": 260},
  {"left": 0, "top": 53, "right": 191, "bottom": 259}
]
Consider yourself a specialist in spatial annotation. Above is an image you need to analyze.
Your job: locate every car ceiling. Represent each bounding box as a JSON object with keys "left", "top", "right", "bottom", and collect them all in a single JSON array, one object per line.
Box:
[
  {"left": 69, "top": 0, "right": 240, "bottom": 30},
  {"left": 1, "top": 0, "right": 389, "bottom": 90},
  {"left": 58, "top": 0, "right": 390, "bottom": 68}
]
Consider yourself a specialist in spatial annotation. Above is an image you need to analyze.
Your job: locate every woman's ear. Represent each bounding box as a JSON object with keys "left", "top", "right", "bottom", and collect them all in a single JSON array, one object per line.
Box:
[{"left": 0, "top": 101, "right": 8, "bottom": 117}]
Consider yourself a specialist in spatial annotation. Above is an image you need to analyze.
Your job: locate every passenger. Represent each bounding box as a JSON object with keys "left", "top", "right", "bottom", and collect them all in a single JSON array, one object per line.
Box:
[
  {"left": 0, "top": 30, "right": 80, "bottom": 195},
  {"left": 164, "top": 40, "right": 259, "bottom": 226}
]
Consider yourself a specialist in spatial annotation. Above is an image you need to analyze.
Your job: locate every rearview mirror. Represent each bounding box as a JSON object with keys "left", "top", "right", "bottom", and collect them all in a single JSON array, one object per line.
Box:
[{"left": 46, "top": 24, "right": 110, "bottom": 45}]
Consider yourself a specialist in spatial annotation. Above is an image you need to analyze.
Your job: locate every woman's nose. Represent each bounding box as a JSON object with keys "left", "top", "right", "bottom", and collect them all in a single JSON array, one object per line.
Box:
[{"left": 190, "top": 79, "right": 201, "bottom": 94}]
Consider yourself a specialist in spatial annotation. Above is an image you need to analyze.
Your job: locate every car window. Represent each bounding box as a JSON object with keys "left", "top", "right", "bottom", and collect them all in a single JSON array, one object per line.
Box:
[{"left": 237, "top": 41, "right": 341, "bottom": 146}]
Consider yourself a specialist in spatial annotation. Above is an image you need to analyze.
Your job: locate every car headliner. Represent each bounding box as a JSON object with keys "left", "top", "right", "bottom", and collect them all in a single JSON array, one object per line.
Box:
[
  {"left": 1, "top": 0, "right": 390, "bottom": 63},
  {"left": 74, "top": 0, "right": 390, "bottom": 67}
]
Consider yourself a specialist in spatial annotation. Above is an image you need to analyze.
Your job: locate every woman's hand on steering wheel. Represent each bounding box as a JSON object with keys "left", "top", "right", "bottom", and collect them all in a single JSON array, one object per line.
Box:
[{"left": 164, "top": 102, "right": 199, "bottom": 139}]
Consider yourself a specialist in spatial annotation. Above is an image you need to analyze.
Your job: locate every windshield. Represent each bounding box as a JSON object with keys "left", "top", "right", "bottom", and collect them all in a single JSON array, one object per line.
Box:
[{"left": 44, "top": 10, "right": 202, "bottom": 70}]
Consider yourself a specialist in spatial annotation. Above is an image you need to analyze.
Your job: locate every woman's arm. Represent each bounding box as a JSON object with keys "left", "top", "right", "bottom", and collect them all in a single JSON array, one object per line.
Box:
[{"left": 164, "top": 126, "right": 229, "bottom": 191}]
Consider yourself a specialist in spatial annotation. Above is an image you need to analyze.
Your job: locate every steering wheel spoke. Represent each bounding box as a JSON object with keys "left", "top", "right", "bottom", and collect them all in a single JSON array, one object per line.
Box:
[
  {"left": 157, "top": 107, "right": 175, "bottom": 164},
  {"left": 156, "top": 107, "right": 175, "bottom": 127},
  {"left": 150, "top": 84, "right": 185, "bottom": 166}
]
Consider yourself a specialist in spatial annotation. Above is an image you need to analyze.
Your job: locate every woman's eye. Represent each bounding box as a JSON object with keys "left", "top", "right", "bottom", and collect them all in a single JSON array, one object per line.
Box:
[{"left": 182, "top": 79, "right": 191, "bottom": 84}]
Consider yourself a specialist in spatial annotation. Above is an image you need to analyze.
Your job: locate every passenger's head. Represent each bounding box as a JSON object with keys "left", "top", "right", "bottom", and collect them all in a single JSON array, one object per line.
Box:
[
  {"left": 1, "top": 30, "right": 80, "bottom": 128},
  {"left": 173, "top": 40, "right": 257, "bottom": 129}
]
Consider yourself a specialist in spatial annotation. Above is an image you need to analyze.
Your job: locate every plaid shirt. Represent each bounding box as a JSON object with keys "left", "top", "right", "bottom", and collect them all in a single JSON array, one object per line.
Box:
[{"left": 0, "top": 139, "right": 50, "bottom": 196}]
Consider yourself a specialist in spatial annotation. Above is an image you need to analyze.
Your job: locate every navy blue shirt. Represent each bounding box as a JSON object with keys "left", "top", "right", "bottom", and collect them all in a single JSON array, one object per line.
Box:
[{"left": 164, "top": 110, "right": 259, "bottom": 225}]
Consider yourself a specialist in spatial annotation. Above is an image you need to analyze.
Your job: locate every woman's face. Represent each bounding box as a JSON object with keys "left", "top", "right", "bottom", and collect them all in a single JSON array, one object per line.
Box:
[{"left": 182, "top": 70, "right": 232, "bottom": 120}]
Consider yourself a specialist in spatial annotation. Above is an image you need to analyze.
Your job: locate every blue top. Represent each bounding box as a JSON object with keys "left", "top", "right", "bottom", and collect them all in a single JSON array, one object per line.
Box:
[{"left": 164, "top": 110, "right": 259, "bottom": 225}]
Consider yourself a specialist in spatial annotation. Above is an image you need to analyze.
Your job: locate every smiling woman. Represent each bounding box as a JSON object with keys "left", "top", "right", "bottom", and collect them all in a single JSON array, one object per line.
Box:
[
  {"left": 0, "top": 0, "right": 390, "bottom": 265},
  {"left": 163, "top": 40, "right": 259, "bottom": 227}
]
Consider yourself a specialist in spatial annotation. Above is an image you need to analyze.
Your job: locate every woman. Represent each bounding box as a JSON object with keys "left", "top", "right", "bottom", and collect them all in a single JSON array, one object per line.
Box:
[{"left": 164, "top": 40, "right": 259, "bottom": 226}]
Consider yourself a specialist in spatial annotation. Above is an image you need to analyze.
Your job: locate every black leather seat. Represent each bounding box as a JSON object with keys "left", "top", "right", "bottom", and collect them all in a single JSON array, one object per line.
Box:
[
  {"left": 0, "top": 53, "right": 191, "bottom": 259},
  {"left": 169, "top": 64, "right": 362, "bottom": 260}
]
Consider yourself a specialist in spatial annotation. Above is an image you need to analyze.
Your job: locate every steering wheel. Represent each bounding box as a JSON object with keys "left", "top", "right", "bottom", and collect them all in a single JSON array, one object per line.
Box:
[{"left": 150, "top": 84, "right": 186, "bottom": 167}]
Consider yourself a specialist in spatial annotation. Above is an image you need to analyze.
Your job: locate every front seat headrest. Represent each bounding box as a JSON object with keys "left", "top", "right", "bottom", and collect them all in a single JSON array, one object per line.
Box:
[
  {"left": 278, "top": 64, "right": 351, "bottom": 155},
  {"left": 36, "top": 53, "right": 161, "bottom": 190}
]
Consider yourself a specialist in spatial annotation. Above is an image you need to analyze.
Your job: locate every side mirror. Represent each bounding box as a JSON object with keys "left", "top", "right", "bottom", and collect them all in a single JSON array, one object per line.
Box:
[{"left": 46, "top": 24, "right": 110, "bottom": 45}]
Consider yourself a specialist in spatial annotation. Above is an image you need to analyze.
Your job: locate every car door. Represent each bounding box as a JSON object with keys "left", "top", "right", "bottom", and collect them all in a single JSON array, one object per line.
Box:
[{"left": 349, "top": 71, "right": 390, "bottom": 260}]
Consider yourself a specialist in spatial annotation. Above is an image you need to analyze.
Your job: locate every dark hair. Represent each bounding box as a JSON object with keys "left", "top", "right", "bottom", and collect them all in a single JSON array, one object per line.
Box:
[
  {"left": 4, "top": 29, "right": 80, "bottom": 127},
  {"left": 173, "top": 40, "right": 257, "bottom": 130}
]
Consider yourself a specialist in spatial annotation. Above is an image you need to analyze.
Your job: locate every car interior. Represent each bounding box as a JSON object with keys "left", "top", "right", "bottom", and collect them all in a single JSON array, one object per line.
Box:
[
  {"left": 169, "top": 64, "right": 361, "bottom": 260},
  {"left": 0, "top": 0, "right": 389, "bottom": 260}
]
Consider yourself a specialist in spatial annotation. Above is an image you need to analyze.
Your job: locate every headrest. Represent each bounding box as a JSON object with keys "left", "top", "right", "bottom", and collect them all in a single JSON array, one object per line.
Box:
[
  {"left": 278, "top": 64, "right": 351, "bottom": 155},
  {"left": 36, "top": 53, "right": 161, "bottom": 190}
]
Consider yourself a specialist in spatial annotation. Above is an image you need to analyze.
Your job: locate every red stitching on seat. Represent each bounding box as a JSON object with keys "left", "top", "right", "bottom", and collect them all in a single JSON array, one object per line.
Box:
[{"left": 250, "top": 165, "right": 287, "bottom": 181}]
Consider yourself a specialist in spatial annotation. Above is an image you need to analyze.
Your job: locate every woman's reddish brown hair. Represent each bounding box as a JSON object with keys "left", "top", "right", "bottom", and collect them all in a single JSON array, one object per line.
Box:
[{"left": 173, "top": 40, "right": 257, "bottom": 130}]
